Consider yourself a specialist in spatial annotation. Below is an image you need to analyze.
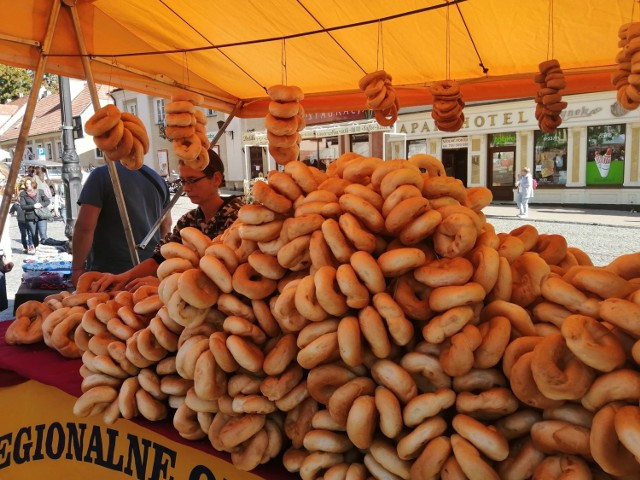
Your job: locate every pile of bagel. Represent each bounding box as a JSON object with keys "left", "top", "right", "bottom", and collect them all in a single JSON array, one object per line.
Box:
[
  {"left": 5, "top": 152, "right": 640, "bottom": 478},
  {"left": 164, "top": 90, "right": 211, "bottom": 171},
  {"left": 85, "top": 105, "right": 149, "bottom": 170},
  {"left": 612, "top": 22, "right": 640, "bottom": 111},
  {"left": 358, "top": 70, "right": 399, "bottom": 127},
  {"left": 265, "top": 85, "right": 306, "bottom": 166},
  {"left": 533, "top": 59, "right": 568, "bottom": 133},
  {"left": 429, "top": 80, "right": 465, "bottom": 132}
]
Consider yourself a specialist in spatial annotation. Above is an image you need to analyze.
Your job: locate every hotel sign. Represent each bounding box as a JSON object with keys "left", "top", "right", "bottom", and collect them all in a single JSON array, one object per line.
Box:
[{"left": 441, "top": 137, "right": 468, "bottom": 149}]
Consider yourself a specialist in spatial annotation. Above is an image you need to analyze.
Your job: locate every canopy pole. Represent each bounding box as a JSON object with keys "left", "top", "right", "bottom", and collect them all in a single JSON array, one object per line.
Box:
[
  {"left": 65, "top": 0, "right": 139, "bottom": 266},
  {"left": 0, "top": 1, "right": 62, "bottom": 245},
  {"left": 138, "top": 102, "right": 243, "bottom": 249}
]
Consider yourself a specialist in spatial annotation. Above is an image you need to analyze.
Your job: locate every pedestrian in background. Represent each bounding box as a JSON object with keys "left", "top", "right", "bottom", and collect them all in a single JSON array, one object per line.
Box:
[
  {"left": 10, "top": 181, "right": 34, "bottom": 254},
  {"left": 19, "top": 176, "right": 50, "bottom": 249},
  {"left": 515, "top": 166, "right": 534, "bottom": 218}
]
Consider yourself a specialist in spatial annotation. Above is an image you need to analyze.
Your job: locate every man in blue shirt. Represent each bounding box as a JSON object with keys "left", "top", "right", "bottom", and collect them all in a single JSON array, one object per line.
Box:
[{"left": 71, "top": 161, "right": 171, "bottom": 285}]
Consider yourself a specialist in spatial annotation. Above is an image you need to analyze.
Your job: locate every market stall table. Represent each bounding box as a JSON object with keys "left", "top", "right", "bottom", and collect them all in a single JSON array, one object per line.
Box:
[
  {"left": 0, "top": 321, "right": 297, "bottom": 480},
  {"left": 12, "top": 284, "right": 73, "bottom": 314}
]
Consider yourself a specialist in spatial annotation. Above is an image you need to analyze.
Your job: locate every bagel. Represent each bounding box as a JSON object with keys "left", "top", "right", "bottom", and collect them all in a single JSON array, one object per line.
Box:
[{"left": 85, "top": 104, "right": 121, "bottom": 137}]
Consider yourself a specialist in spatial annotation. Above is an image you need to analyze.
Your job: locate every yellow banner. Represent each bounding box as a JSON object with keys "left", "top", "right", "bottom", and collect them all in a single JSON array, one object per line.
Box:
[{"left": 0, "top": 381, "right": 267, "bottom": 480}]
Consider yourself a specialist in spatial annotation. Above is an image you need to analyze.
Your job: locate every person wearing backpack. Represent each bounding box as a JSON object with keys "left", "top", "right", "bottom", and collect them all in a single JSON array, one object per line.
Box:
[{"left": 515, "top": 167, "right": 534, "bottom": 218}]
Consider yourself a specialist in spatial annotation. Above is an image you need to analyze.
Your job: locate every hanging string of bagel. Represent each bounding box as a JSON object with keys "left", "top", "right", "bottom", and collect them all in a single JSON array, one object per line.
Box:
[
  {"left": 358, "top": 20, "right": 400, "bottom": 128},
  {"left": 265, "top": 39, "right": 305, "bottom": 166},
  {"left": 610, "top": 0, "right": 640, "bottom": 111},
  {"left": 84, "top": 58, "right": 151, "bottom": 170},
  {"left": 533, "top": 0, "right": 568, "bottom": 133},
  {"left": 429, "top": 2, "right": 465, "bottom": 133}
]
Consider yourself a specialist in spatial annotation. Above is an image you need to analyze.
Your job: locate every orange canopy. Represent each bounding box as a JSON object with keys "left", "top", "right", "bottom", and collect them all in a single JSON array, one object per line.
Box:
[{"left": 0, "top": 0, "right": 635, "bottom": 117}]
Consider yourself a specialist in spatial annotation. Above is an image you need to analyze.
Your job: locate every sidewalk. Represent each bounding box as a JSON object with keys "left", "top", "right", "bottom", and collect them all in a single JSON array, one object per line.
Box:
[{"left": 484, "top": 203, "right": 640, "bottom": 228}]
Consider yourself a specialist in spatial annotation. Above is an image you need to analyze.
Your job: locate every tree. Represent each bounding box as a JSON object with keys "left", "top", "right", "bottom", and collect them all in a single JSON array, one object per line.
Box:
[
  {"left": 0, "top": 65, "right": 31, "bottom": 103},
  {"left": 0, "top": 65, "right": 59, "bottom": 103}
]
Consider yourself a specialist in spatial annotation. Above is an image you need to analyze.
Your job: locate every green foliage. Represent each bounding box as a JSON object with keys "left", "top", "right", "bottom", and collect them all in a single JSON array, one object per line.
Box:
[
  {"left": 0, "top": 65, "right": 31, "bottom": 103},
  {"left": 0, "top": 66, "right": 59, "bottom": 103}
]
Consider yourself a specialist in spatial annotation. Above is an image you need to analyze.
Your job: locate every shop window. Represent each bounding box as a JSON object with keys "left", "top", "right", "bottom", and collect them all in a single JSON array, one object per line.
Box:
[
  {"left": 351, "top": 133, "right": 369, "bottom": 157},
  {"left": 318, "top": 137, "right": 339, "bottom": 171},
  {"left": 155, "top": 99, "right": 165, "bottom": 124},
  {"left": 534, "top": 129, "right": 568, "bottom": 186},
  {"left": 407, "top": 139, "right": 427, "bottom": 157},
  {"left": 586, "top": 124, "right": 625, "bottom": 186}
]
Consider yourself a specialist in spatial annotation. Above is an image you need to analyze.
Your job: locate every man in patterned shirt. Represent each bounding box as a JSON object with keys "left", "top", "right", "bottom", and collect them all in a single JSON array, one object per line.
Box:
[{"left": 93, "top": 149, "right": 243, "bottom": 292}]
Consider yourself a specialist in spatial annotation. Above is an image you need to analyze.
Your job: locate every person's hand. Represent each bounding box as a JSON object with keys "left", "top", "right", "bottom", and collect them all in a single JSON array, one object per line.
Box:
[
  {"left": 34, "top": 202, "right": 42, "bottom": 208},
  {"left": 3, "top": 262, "right": 13, "bottom": 273},
  {"left": 126, "top": 276, "right": 160, "bottom": 291},
  {"left": 92, "top": 272, "right": 130, "bottom": 292}
]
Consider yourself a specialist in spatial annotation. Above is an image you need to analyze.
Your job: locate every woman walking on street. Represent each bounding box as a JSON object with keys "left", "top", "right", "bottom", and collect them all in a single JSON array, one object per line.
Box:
[
  {"left": 515, "top": 167, "right": 534, "bottom": 218},
  {"left": 19, "top": 177, "right": 50, "bottom": 250},
  {"left": 10, "top": 183, "right": 34, "bottom": 254}
]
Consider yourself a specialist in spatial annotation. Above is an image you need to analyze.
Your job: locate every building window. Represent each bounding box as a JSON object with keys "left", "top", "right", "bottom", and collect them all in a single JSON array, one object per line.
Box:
[
  {"left": 96, "top": 148, "right": 104, "bottom": 159},
  {"left": 127, "top": 103, "right": 138, "bottom": 116},
  {"left": 534, "top": 129, "right": 568, "bottom": 186},
  {"left": 407, "top": 139, "right": 427, "bottom": 157},
  {"left": 586, "top": 124, "right": 625, "bottom": 186},
  {"left": 57, "top": 141, "right": 62, "bottom": 159},
  {"left": 156, "top": 99, "right": 165, "bottom": 124},
  {"left": 206, "top": 108, "right": 216, "bottom": 117},
  {"left": 46, "top": 143, "right": 53, "bottom": 160}
]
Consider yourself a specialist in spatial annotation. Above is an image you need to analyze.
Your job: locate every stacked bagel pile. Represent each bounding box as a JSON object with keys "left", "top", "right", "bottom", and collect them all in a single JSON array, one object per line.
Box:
[
  {"left": 533, "top": 59, "right": 568, "bottom": 133},
  {"left": 358, "top": 70, "right": 400, "bottom": 127},
  {"left": 85, "top": 105, "right": 150, "bottom": 170},
  {"left": 611, "top": 22, "right": 640, "bottom": 111},
  {"left": 265, "top": 85, "right": 305, "bottom": 166},
  {"left": 5, "top": 153, "right": 640, "bottom": 478},
  {"left": 429, "top": 80, "right": 465, "bottom": 132},
  {"left": 164, "top": 90, "right": 211, "bottom": 171}
]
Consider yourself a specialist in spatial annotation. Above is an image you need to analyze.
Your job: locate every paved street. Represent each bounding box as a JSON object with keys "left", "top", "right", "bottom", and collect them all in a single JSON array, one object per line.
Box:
[{"left": 1, "top": 196, "right": 638, "bottom": 321}]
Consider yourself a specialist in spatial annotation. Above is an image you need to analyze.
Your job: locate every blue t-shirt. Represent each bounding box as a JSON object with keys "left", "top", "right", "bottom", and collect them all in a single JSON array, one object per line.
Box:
[{"left": 77, "top": 163, "right": 170, "bottom": 274}]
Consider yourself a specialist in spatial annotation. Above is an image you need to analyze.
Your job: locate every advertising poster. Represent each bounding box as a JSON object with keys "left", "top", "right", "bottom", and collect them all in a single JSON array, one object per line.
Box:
[{"left": 585, "top": 124, "right": 625, "bottom": 185}]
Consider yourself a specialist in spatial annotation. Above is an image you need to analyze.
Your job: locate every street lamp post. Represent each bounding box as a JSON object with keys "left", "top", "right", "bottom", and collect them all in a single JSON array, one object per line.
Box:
[{"left": 58, "top": 76, "right": 82, "bottom": 242}]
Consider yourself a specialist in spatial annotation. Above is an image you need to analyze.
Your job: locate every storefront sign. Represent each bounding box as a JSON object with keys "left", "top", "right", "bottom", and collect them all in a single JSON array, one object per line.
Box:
[
  {"left": 396, "top": 92, "right": 621, "bottom": 138},
  {"left": 242, "top": 121, "right": 391, "bottom": 145},
  {"left": 0, "top": 381, "right": 269, "bottom": 480},
  {"left": 441, "top": 137, "right": 468, "bottom": 149},
  {"left": 304, "top": 110, "right": 370, "bottom": 126}
]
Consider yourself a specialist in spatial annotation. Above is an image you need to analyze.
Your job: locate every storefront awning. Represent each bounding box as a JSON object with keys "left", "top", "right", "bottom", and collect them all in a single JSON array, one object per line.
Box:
[{"left": 0, "top": 0, "right": 633, "bottom": 118}]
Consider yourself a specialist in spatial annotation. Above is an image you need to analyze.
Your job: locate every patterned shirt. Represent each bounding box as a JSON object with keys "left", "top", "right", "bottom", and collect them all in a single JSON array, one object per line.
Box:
[{"left": 151, "top": 195, "right": 244, "bottom": 263}]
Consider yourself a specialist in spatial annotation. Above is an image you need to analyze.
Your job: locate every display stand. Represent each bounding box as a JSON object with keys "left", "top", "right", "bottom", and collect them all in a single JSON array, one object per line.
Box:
[{"left": 0, "top": 321, "right": 297, "bottom": 480}]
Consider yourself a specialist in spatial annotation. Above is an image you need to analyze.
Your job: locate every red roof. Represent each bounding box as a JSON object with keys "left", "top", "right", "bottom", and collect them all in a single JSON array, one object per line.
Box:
[{"left": 0, "top": 84, "right": 113, "bottom": 141}]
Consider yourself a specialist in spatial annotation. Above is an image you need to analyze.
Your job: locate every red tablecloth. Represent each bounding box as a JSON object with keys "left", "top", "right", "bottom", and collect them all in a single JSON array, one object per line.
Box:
[{"left": 0, "top": 320, "right": 297, "bottom": 480}]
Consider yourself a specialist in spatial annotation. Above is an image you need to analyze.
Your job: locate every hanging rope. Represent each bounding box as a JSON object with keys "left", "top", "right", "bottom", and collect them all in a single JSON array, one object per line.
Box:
[
  {"left": 281, "top": 38, "right": 287, "bottom": 85},
  {"left": 452, "top": 1, "right": 488, "bottom": 75},
  {"left": 445, "top": 1, "right": 451, "bottom": 80},
  {"left": 376, "top": 20, "right": 384, "bottom": 71},
  {"left": 183, "top": 50, "right": 190, "bottom": 87},
  {"left": 546, "top": 0, "right": 554, "bottom": 60}
]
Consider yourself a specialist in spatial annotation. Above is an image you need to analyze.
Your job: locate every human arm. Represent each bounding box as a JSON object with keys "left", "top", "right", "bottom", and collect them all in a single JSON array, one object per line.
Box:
[
  {"left": 71, "top": 203, "right": 100, "bottom": 287},
  {"left": 91, "top": 257, "right": 160, "bottom": 292}
]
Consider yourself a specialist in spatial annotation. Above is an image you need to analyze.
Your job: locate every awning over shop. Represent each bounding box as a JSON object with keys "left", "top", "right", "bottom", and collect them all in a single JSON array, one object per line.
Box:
[{"left": 0, "top": 0, "right": 634, "bottom": 117}]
